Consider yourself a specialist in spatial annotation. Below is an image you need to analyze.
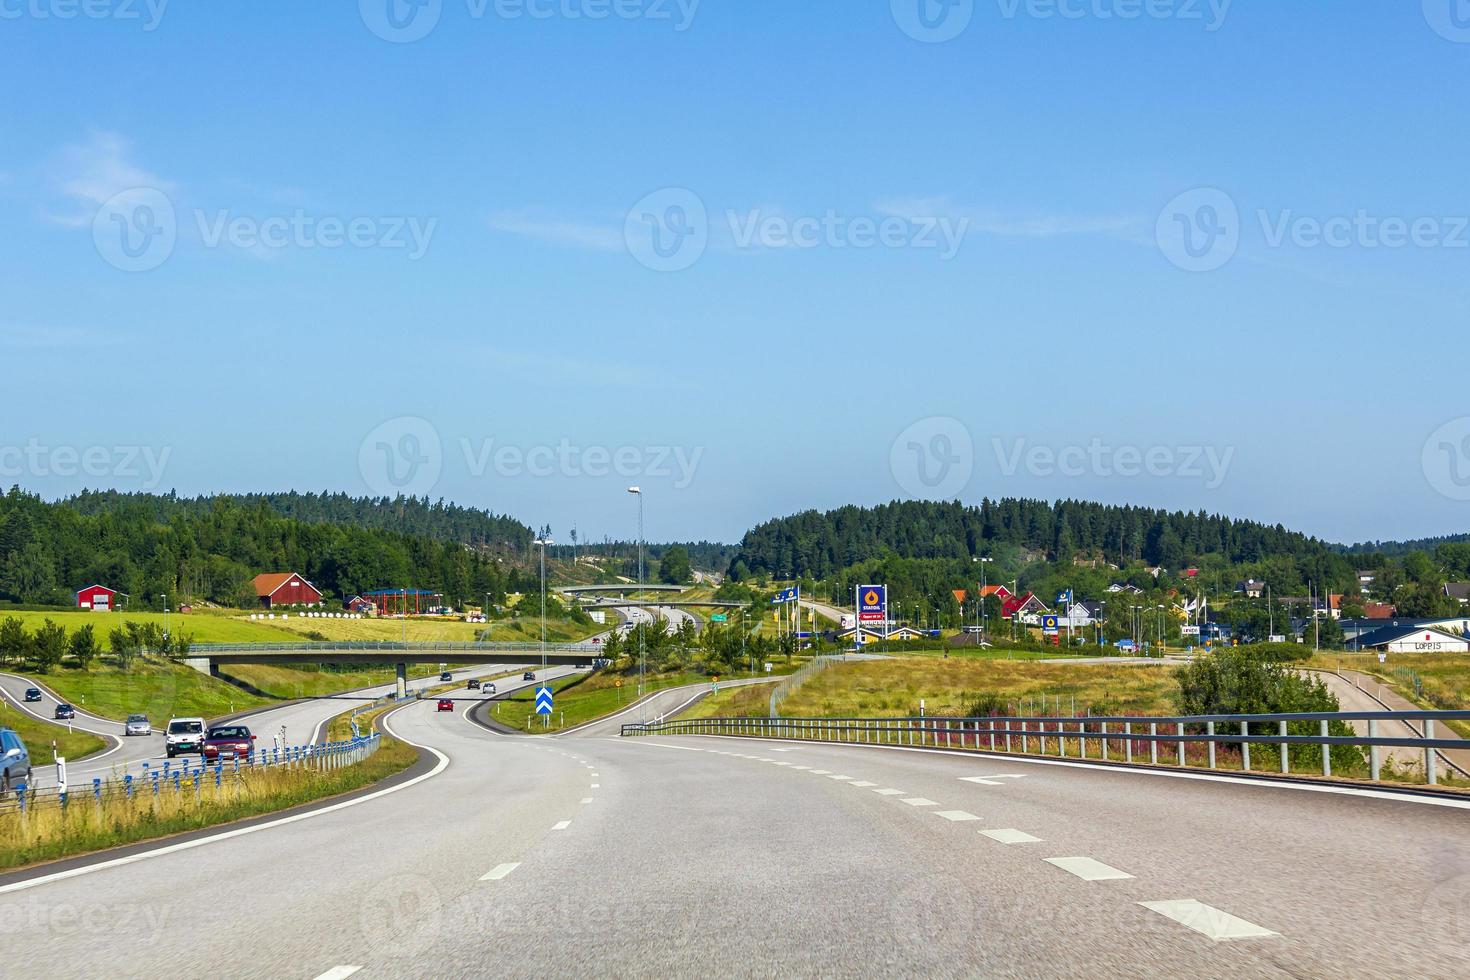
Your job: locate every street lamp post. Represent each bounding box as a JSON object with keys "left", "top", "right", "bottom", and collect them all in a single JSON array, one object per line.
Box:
[
  {"left": 627, "top": 487, "right": 645, "bottom": 703},
  {"left": 160, "top": 594, "right": 169, "bottom": 651},
  {"left": 534, "top": 535, "right": 553, "bottom": 672},
  {"left": 975, "top": 557, "right": 994, "bottom": 642}
]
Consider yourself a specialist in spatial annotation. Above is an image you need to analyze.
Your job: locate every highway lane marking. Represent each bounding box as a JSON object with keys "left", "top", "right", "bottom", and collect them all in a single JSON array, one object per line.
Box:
[
  {"left": 1045, "top": 857, "right": 1134, "bottom": 881},
  {"left": 792, "top": 766, "right": 812, "bottom": 770},
  {"left": 552, "top": 820, "right": 572, "bottom": 830},
  {"left": 873, "top": 788, "right": 906, "bottom": 796},
  {"left": 849, "top": 780, "right": 877, "bottom": 787},
  {"left": 580, "top": 797, "right": 593, "bottom": 804},
  {"left": 827, "top": 775, "right": 854, "bottom": 781},
  {"left": 959, "top": 774, "right": 1028, "bottom": 786},
  {"left": 1138, "top": 901, "right": 1277, "bottom": 941},
  {"left": 900, "top": 798, "right": 938, "bottom": 807},
  {"left": 934, "top": 810, "right": 981, "bottom": 822},
  {"left": 312, "top": 967, "right": 362, "bottom": 980},
  {"left": 480, "top": 862, "right": 522, "bottom": 881},
  {"left": 673, "top": 735, "right": 1470, "bottom": 812},
  {"left": 980, "top": 829, "right": 1043, "bottom": 844},
  {"left": 0, "top": 698, "right": 451, "bottom": 897},
  {"left": 809, "top": 769, "right": 832, "bottom": 775},
  {"left": 591, "top": 783, "right": 600, "bottom": 788}
]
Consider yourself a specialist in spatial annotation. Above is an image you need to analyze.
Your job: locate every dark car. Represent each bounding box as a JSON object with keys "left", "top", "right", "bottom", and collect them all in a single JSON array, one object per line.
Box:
[
  {"left": 440, "top": 672, "right": 453, "bottom": 682},
  {"left": 466, "top": 678, "right": 480, "bottom": 690},
  {"left": 436, "top": 698, "right": 454, "bottom": 712},
  {"left": 22, "top": 688, "right": 42, "bottom": 703},
  {"left": 202, "top": 724, "right": 256, "bottom": 762},
  {"left": 54, "top": 703, "right": 76, "bottom": 720},
  {"left": 523, "top": 671, "right": 535, "bottom": 681}
]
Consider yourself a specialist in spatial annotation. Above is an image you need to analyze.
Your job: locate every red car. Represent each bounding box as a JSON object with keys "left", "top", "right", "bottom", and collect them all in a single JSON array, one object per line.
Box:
[
  {"left": 202, "top": 724, "right": 256, "bottom": 761},
  {"left": 436, "top": 699, "right": 454, "bottom": 712}
]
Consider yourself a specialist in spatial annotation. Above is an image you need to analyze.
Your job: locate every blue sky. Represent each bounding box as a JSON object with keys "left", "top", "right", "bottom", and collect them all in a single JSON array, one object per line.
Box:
[{"left": 3, "top": 1, "right": 1469, "bottom": 546}]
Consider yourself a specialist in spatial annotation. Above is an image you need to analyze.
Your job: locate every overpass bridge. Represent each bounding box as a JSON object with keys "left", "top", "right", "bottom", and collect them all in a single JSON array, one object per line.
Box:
[{"left": 178, "top": 641, "right": 604, "bottom": 697}]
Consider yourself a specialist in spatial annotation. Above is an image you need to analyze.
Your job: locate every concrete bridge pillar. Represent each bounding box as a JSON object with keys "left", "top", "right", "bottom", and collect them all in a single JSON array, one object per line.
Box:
[
  {"left": 183, "top": 656, "right": 217, "bottom": 677},
  {"left": 396, "top": 662, "right": 407, "bottom": 700}
]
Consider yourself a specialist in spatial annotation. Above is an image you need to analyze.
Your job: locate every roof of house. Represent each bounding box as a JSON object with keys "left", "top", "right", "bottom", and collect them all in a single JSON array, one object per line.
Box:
[
  {"left": 1353, "top": 624, "right": 1470, "bottom": 648},
  {"left": 1445, "top": 583, "right": 1470, "bottom": 601},
  {"left": 75, "top": 584, "right": 117, "bottom": 595},
  {"left": 252, "top": 572, "right": 319, "bottom": 598},
  {"left": 1363, "top": 602, "right": 1397, "bottom": 619}
]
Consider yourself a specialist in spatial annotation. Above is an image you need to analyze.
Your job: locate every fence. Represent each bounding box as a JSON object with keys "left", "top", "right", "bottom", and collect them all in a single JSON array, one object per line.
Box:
[
  {"left": 621, "top": 710, "right": 1470, "bottom": 788},
  {"left": 1, "top": 734, "right": 383, "bottom": 816},
  {"left": 768, "top": 655, "right": 838, "bottom": 717}
]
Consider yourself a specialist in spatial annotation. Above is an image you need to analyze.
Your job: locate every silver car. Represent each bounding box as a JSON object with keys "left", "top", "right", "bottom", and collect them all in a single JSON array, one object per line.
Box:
[{"left": 125, "top": 714, "right": 151, "bottom": 736}]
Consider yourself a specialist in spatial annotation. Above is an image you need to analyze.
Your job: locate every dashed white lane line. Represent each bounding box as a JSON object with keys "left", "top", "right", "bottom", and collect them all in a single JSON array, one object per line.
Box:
[
  {"left": 849, "top": 781, "right": 877, "bottom": 788},
  {"left": 900, "top": 798, "right": 938, "bottom": 807},
  {"left": 1045, "top": 857, "right": 1134, "bottom": 881},
  {"left": 792, "top": 766, "right": 812, "bottom": 771},
  {"left": 827, "top": 775, "right": 854, "bottom": 781},
  {"left": 591, "top": 783, "right": 600, "bottom": 788},
  {"left": 312, "top": 967, "right": 362, "bottom": 980},
  {"left": 1138, "top": 901, "right": 1277, "bottom": 941},
  {"left": 580, "top": 797, "right": 593, "bottom": 804},
  {"left": 809, "top": 770, "right": 832, "bottom": 775},
  {"left": 960, "top": 774, "right": 1028, "bottom": 786},
  {"left": 873, "top": 788, "right": 906, "bottom": 796},
  {"left": 981, "top": 829, "right": 1043, "bottom": 844},
  {"left": 934, "top": 810, "right": 981, "bottom": 822},
  {"left": 480, "top": 863, "right": 521, "bottom": 881},
  {"left": 552, "top": 821, "right": 572, "bottom": 831}
]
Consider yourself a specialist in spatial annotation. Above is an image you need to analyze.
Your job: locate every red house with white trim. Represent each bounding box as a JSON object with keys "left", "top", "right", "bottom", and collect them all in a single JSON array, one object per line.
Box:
[
  {"left": 252, "top": 572, "right": 323, "bottom": 609},
  {"left": 76, "top": 584, "right": 119, "bottom": 611}
]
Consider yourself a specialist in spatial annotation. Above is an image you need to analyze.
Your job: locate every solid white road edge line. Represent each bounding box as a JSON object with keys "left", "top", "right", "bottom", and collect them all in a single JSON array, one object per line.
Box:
[
  {"left": 659, "top": 734, "right": 1470, "bottom": 811},
  {"left": 0, "top": 699, "right": 450, "bottom": 897}
]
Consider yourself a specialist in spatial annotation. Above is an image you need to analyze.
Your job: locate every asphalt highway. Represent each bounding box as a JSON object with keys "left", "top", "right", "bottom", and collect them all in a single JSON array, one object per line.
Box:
[{"left": 2, "top": 675, "right": 1468, "bottom": 976}]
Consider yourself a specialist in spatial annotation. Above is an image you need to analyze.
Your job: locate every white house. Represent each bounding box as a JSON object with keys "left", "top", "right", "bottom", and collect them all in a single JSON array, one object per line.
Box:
[{"left": 1354, "top": 625, "right": 1470, "bottom": 654}]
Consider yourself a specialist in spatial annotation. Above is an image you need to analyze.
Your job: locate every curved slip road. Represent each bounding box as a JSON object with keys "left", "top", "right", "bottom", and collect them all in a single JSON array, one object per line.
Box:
[{"left": 3, "top": 696, "right": 1469, "bottom": 975}]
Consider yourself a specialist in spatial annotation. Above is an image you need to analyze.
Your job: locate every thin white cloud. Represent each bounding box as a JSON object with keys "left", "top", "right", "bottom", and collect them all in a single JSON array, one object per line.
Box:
[
  {"left": 488, "top": 210, "right": 624, "bottom": 252},
  {"left": 45, "top": 132, "right": 173, "bottom": 228},
  {"left": 875, "top": 196, "right": 1141, "bottom": 239}
]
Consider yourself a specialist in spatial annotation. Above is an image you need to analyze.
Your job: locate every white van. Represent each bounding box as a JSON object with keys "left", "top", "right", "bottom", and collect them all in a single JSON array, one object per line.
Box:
[{"left": 165, "top": 717, "right": 206, "bottom": 758}]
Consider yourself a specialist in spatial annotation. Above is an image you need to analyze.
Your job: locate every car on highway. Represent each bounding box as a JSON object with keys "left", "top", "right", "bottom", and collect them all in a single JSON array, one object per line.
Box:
[
  {"left": 523, "top": 671, "right": 535, "bottom": 681},
  {"left": 22, "top": 687, "right": 42, "bottom": 703},
  {"left": 1, "top": 728, "right": 31, "bottom": 793},
  {"left": 483, "top": 682, "right": 496, "bottom": 695},
  {"left": 125, "top": 714, "right": 152, "bottom": 736},
  {"left": 54, "top": 703, "right": 76, "bottom": 720},
  {"left": 466, "top": 678, "right": 480, "bottom": 690},
  {"left": 436, "top": 698, "right": 453, "bottom": 712},
  {"left": 440, "top": 671, "right": 453, "bottom": 682},
  {"left": 165, "top": 717, "right": 206, "bottom": 757},
  {"left": 202, "top": 725, "right": 256, "bottom": 762}
]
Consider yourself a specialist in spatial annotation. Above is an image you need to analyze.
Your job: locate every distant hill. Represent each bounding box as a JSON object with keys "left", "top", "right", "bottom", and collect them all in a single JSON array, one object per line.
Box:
[
  {"left": 1334, "top": 533, "right": 1470, "bottom": 557},
  {"left": 728, "top": 498, "right": 1331, "bottom": 581}
]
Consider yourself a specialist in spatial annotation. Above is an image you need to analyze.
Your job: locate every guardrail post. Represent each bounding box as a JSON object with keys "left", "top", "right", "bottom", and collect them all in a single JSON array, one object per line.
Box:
[
  {"left": 1078, "top": 723, "right": 1086, "bottom": 759},
  {"left": 1279, "top": 720, "right": 1289, "bottom": 774},
  {"left": 1005, "top": 722, "right": 1013, "bottom": 754},
  {"left": 1320, "top": 719, "right": 1331, "bottom": 777},
  {"left": 1177, "top": 722, "right": 1185, "bottom": 767},
  {"left": 1124, "top": 722, "right": 1131, "bottom": 764},
  {"left": 124, "top": 774, "right": 133, "bottom": 799},
  {"left": 1058, "top": 722, "right": 1067, "bottom": 758},
  {"left": 1240, "top": 721, "right": 1251, "bottom": 772},
  {"left": 1207, "top": 721, "right": 1215, "bottom": 769},
  {"left": 1369, "top": 719, "right": 1380, "bottom": 781},
  {"left": 1149, "top": 723, "right": 1158, "bottom": 765},
  {"left": 1425, "top": 719, "right": 1437, "bottom": 786}
]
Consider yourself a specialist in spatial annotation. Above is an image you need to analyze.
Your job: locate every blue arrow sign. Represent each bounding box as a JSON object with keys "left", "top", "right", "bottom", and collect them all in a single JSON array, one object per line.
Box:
[{"left": 534, "top": 685, "right": 554, "bottom": 715}]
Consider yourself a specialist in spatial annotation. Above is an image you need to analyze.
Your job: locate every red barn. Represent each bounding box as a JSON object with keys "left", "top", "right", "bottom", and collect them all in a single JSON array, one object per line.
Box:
[
  {"left": 76, "top": 584, "right": 118, "bottom": 611},
  {"left": 253, "top": 572, "right": 323, "bottom": 609}
]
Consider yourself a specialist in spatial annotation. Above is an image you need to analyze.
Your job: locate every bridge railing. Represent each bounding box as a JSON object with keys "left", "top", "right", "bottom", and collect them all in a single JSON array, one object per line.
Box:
[
  {"left": 620, "top": 711, "right": 1470, "bottom": 788},
  {"left": 185, "top": 640, "right": 603, "bottom": 653}
]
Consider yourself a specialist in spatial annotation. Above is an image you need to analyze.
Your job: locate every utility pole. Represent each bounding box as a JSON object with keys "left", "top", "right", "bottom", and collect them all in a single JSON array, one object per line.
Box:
[{"left": 627, "top": 487, "right": 645, "bottom": 705}]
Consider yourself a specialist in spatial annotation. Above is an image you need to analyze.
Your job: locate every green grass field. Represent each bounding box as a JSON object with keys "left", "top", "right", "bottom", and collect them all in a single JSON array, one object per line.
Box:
[
  {"left": 706, "top": 657, "right": 1181, "bottom": 719},
  {"left": 0, "top": 608, "right": 301, "bottom": 643},
  {"left": 21, "top": 661, "right": 271, "bottom": 722},
  {"left": 0, "top": 699, "right": 108, "bottom": 765},
  {"left": 216, "top": 662, "right": 442, "bottom": 700},
  {"left": 486, "top": 669, "right": 785, "bottom": 732}
]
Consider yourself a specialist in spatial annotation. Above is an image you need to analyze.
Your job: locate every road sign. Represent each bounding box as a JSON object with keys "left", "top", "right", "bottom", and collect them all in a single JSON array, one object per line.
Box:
[
  {"left": 858, "top": 585, "right": 887, "bottom": 623},
  {"left": 614, "top": 679, "right": 623, "bottom": 688},
  {"left": 1042, "top": 615, "right": 1060, "bottom": 634},
  {"left": 711, "top": 613, "right": 728, "bottom": 622},
  {"left": 1181, "top": 625, "right": 1200, "bottom": 636},
  {"left": 534, "top": 686, "right": 554, "bottom": 715},
  {"left": 772, "top": 587, "right": 799, "bottom": 604}
]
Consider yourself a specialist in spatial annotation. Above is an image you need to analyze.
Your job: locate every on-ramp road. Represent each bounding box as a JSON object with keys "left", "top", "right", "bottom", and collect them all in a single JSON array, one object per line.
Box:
[{"left": 2, "top": 696, "right": 1467, "bottom": 976}]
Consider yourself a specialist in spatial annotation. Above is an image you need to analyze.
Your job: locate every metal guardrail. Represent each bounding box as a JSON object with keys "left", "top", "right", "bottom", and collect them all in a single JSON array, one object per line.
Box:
[
  {"left": 1, "top": 734, "right": 383, "bottom": 816},
  {"left": 185, "top": 640, "right": 603, "bottom": 653},
  {"left": 621, "top": 711, "right": 1470, "bottom": 787}
]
